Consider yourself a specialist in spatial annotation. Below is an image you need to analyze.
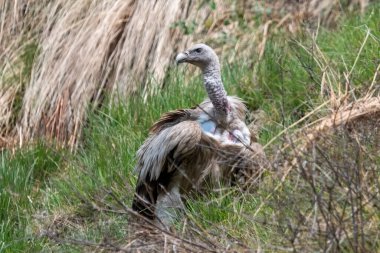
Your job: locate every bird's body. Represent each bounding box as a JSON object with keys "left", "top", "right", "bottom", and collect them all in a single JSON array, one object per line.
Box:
[{"left": 132, "top": 44, "right": 266, "bottom": 225}]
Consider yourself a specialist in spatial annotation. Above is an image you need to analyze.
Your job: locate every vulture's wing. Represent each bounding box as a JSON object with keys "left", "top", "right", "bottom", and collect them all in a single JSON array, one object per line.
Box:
[{"left": 132, "top": 110, "right": 202, "bottom": 219}]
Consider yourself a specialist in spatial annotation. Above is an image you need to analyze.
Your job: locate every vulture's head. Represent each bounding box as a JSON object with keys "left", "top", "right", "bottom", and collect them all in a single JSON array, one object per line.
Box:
[{"left": 175, "top": 43, "right": 220, "bottom": 72}]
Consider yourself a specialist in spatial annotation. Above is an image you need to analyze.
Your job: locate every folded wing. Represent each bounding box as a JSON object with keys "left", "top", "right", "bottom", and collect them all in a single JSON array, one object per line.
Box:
[{"left": 132, "top": 110, "right": 202, "bottom": 219}]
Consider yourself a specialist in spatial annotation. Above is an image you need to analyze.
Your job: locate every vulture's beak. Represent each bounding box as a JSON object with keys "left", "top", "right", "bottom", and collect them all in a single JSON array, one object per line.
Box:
[{"left": 175, "top": 51, "right": 189, "bottom": 64}]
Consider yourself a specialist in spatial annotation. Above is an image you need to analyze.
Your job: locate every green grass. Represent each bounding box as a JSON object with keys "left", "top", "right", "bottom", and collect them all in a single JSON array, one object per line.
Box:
[
  {"left": 0, "top": 4, "right": 379, "bottom": 252},
  {"left": 0, "top": 144, "right": 62, "bottom": 252}
]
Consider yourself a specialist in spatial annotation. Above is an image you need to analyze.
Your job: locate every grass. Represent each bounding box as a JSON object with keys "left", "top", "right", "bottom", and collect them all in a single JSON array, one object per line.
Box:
[
  {"left": 0, "top": 144, "right": 62, "bottom": 252},
  {"left": 0, "top": 3, "right": 379, "bottom": 252}
]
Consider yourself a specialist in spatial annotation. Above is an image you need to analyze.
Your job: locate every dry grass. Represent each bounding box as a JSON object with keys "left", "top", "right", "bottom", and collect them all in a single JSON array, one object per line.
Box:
[
  {"left": 18, "top": 0, "right": 209, "bottom": 148},
  {"left": 268, "top": 110, "right": 380, "bottom": 251},
  {"left": 0, "top": 0, "right": 209, "bottom": 148},
  {"left": 0, "top": 87, "right": 16, "bottom": 136},
  {"left": 0, "top": 0, "right": 47, "bottom": 138}
]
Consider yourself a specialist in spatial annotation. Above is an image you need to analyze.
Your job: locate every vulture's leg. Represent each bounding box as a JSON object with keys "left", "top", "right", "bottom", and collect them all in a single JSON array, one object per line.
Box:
[{"left": 155, "top": 184, "right": 185, "bottom": 227}]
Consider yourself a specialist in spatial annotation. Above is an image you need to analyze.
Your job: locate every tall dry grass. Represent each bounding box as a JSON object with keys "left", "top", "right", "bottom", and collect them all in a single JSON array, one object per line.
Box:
[
  {"left": 0, "top": 0, "right": 49, "bottom": 139},
  {"left": 0, "top": 0, "right": 213, "bottom": 148},
  {"left": 18, "top": 0, "right": 211, "bottom": 148}
]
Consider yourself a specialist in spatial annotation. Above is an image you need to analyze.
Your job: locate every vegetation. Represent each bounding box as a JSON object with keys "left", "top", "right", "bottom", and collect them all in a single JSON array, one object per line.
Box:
[{"left": 1, "top": 1, "right": 379, "bottom": 252}]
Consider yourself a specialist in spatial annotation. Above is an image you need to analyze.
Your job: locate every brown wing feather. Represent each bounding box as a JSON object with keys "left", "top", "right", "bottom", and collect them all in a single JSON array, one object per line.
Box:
[
  {"left": 149, "top": 109, "right": 192, "bottom": 133},
  {"left": 132, "top": 116, "right": 202, "bottom": 219}
]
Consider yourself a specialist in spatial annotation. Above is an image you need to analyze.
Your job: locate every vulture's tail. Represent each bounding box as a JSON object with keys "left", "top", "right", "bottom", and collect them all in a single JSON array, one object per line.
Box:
[{"left": 132, "top": 181, "right": 157, "bottom": 220}]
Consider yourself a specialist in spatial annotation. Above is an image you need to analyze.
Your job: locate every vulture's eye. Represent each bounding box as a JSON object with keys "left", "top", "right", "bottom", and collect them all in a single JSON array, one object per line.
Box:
[{"left": 195, "top": 48, "right": 202, "bottom": 53}]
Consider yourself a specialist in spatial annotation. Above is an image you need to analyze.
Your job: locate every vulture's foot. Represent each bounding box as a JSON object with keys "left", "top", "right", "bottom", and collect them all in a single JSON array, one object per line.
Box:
[{"left": 155, "top": 185, "right": 185, "bottom": 228}]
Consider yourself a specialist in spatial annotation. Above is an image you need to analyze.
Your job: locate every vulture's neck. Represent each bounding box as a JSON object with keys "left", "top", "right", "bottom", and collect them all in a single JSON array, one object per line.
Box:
[{"left": 202, "top": 65, "right": 230, "bottom": 118}]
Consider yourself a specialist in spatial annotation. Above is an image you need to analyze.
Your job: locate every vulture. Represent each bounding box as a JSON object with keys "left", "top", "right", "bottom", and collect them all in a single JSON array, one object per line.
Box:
[{"left": 132, "top": 43, "right": 266, "bottom": 226}]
